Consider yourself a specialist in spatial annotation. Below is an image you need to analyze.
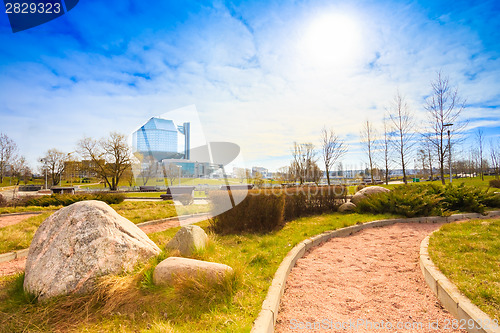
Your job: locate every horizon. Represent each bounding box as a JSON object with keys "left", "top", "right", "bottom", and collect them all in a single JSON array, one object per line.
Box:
[{"left": 1, "top": 1, "right": 499, "bottom": 173}]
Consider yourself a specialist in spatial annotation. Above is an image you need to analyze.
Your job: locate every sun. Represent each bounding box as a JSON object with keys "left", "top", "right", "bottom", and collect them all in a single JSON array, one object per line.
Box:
[{"left": 301, "top": 13, "right": 362, "bottom": 68}]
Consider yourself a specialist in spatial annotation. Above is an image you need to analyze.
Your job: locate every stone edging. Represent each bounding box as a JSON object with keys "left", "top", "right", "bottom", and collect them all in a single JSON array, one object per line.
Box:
[
  {"left": 0, "top": 212, "right": 211, "bottom": 264},
  {"left": 420, "top": 233, "right": 500, "bottom": 333},
  {"left": 135, "top": 212, "right": 211, "bottom": 227},
  {"left": 0, "top": 211, "right": 48, "bottom": 217},
  {"left": 250, "top": 211, "right": 500, "bottom": 333}
]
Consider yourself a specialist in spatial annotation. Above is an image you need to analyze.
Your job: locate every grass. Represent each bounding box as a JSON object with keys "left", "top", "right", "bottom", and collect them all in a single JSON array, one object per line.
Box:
[
  {"left": 0, "top": 212, "right": 394, "bottom": 332},
  {"left": 428, "top": 219, "right": 500, "bottom": 320},
  {"left": 0, "top": 206, "right": 59, "bottom": 215},
  {"left": 0, "top": 213, "right": 52, "bottom": 253},
  {"left": 111, "top": 201, "right": 210, "bottom": 224},
  {"left": 123, "top": 191, "right": 207, "bottom": 198},
  {"left": 0, "top": 202, "right": 210, "bottom": 255}
]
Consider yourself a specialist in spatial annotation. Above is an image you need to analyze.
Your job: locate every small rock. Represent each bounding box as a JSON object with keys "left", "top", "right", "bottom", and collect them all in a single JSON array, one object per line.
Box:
[
  {"left": 153, "top": 257, "right": 233, "bottom": 286},
  {"left": 351, "top": 186, "right": 390, "bottom": 205},
  {"left": 339, "top": 202, "right": 357, "bottom": 213},
  {"left": 166, "top": 225, "right": 208, "bottom": 256}
]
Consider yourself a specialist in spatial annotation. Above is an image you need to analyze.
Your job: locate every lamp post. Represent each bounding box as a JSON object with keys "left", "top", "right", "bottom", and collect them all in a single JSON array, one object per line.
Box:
[
  {"left": 443, "top": 123, "right": 453, "bottom": 183},
  {"left": 178, "top": 165, "right": 182, "bottom": 186},
  {"left": 39, "top": 158, "right": 48, "bottom": 189},
  {"left": 67, "top": 151, "right": 76, "bottom": 187}
]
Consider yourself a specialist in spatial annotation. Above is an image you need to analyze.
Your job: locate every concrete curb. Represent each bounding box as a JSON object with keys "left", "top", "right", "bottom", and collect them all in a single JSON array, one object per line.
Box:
[
  {"left": 251, "top": 210, "right": 500, "bottom": 333},
  {"left": 0, "top": 248, "right": 29, "bottom": 263},
  {"left": 0, "top": 213, "right": 212, "bottom": 264},
  {"left": 420, "top": 234, "right": 500, "bottom": 333},
  {"left": 0, "top": 211, "right": 49, "bottom": 217},
  {"left": 135, "top": 212, "right": 211, "bottom": 227}
]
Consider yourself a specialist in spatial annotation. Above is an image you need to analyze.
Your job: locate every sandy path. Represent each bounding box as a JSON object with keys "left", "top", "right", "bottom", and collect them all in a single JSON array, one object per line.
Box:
[
  {"left": 0, "top": 214, "right": 210, "bottom": 277},
  {"left": 0, "top": 213, "right": 41, "bottom": 229},
  {"left": 276, "top": 222, "right": 466, "bottom": 333}
]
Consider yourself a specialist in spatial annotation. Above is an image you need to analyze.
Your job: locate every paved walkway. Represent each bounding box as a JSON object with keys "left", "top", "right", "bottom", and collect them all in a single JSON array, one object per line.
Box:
[{"left": 276, "top": 222, "right": 466, "bottom": 333}]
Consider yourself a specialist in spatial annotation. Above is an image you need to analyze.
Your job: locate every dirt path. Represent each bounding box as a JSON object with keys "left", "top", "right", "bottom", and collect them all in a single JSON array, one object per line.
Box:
[
  {"left": 0, "top": 214, "right": 210, "bottom": 277},
  {"left": 276, "top": 222, "right": 466, "bottom": 333},
  {"left": 0, "top": 213, "right": 41, "bottom": 229}
]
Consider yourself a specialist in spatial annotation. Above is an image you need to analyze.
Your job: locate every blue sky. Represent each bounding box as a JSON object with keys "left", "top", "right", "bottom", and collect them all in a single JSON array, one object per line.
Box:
[{"left": 0, "top": 0, "right": 499, "bottom": 172}]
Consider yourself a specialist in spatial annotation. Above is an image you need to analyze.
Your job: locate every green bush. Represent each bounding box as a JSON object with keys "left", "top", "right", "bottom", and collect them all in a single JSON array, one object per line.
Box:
[
  {"left": 356, "top": 185, "right": 444, "bottom": 217},
  {"left": 16, "top": 192, "right": 125, "bottom": 207},
  {"left": 441, "top": 183, "right": 487, "bottom": 213},
  {"left": 209, "top": 186, "right": 346, "bottom": 234},
  {"left": 357, "top": 183, "right": 500, "bottom": 217},
  {"left": 489, "top": 179, "right": 500, "bottom": 188}
]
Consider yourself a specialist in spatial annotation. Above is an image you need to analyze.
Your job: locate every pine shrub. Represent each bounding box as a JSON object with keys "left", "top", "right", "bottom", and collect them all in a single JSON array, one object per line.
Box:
[{"left": 356, "top": 185, "right": 443, "bottom": 217}]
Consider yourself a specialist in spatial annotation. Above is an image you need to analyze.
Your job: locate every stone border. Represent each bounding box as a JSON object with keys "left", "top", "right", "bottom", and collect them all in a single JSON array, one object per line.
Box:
[
  {"left": 0, "top": 211, "right": 49, "bottom": 217},
  {"left": 420, "top": 234, "right": 500, "bottom": 333},
  {"left": 135, "top": 212, "right": 211, "bottom": 227},
  {"left": 0, "top": 212, "right": 212, "bottom": 264},
  {"left": 251, "top": 210, "right": 500, "bottom": 333}
]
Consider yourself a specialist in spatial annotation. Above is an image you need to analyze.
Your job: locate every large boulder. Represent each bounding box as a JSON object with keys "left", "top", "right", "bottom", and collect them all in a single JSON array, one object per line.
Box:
[
  {"left": 166, "top": 225, "right": 208, "bottom": 256},
  {"left": 24, "top": 200, "right": 161, "bottom": 300},
  {"left": 338, "top": 202, "right": 356, "bottom": 213},
  {"left": 351, "top": 186, "right": 390, "bottom": 205},
  {"left": 153, "top": 257, "right": 233, "bottom": 286}
]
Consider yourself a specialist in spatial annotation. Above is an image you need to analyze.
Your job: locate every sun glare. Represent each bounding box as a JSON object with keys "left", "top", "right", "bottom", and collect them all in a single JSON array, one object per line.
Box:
[{"left": 301, "top": 13, "right": 362, "bottom": 68}]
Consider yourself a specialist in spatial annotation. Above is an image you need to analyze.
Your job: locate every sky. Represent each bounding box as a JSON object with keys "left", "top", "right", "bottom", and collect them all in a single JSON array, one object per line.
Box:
[{"left": 0, "top": 0, "right": 499, "bottom": 172}]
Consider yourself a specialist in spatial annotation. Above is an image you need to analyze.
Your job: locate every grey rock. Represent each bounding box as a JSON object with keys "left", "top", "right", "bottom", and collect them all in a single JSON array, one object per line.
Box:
[
  {"left": 166, "top": 225, "right": 208, "bottom": 256},
  {"left": 153, "top": 257, "right": 233, "bottom": 286},
  {"left": 24, "top": 200, "right": 161, "bottom": 300},
  {"left": 351, "top": 186, "right": 390, "bottom": 205},
  {"left": 338, "top": 202, "right": 357, "bottom": 213}
]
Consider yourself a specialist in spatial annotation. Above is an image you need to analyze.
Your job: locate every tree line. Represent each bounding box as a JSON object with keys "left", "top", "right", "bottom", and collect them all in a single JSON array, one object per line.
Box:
[
  {"left": 0, "top": 132, "right": 133, "bottom": 191},
  {"left": 278, "top": 71, "right": 498, "bottom": 185}
]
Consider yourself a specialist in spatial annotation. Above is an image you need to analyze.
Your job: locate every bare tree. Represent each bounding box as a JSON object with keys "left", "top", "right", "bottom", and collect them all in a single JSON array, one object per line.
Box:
[
  {"left": 475, "top": 128, "right": 484, "bottom": 181},
  {"left": 136, "top": 154, "right": 159, "bottom": 186},
  {"left": 234, "top": 167, "right": 249, "bottom": 184},
  {"left": 78, "top": 132, "right": 132, "bottom": 191},
  {"left": 276, "top": 166, "right": 291, "bottom": 183},
  {"left": 389, "top": 91, "right": 415, "bottom": 184},
  {"left": 162, "top": 162, "right": 180, "bottom": 186},
  {"left": 425, "top": 139, "right": 434, "bottom": 180},
  {"left": 360, "top": 120, "right": 377, "bottom": 184},
  {"left": 490, "top": 139, "right": 500, "bottom": 179},
  {"left": 416, "top": 148, "right": 427, "bottom": 177},
  {"left": 40, "top": 148, "right": 67, "bottom": 186},
  {"left": 424, "top": 71, "right": 467, "bottom": 185},
  {"left": 381, "top": 117, "right": 393, "bottom": 184},
  {"left": 290, "top": 142, "right": 319, "bottom": 184},
  {"left": 320, "top": 127, "right": 347, "bottom": 185},
  {"left": 11, "top": 156, "right": 30, "bottom": 185},
  {"left": 0, "top": 133, "right": 18, "bottom": 184}
]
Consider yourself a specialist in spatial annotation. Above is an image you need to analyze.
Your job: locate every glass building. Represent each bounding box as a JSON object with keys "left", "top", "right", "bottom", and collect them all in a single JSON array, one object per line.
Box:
[{"left": 132, "top": 117, "right": 190, "bottom": 161}]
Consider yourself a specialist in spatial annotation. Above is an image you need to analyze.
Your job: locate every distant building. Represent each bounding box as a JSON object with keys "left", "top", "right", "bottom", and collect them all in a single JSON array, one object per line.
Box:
[
  {"left": 252, "top": 166, "right": 269, "bottom": 178},
  {"left": 132, "top": 117, "right": 190, "bottom": 161},
  {"left": 133, "top": 116, "right": 225, "bottom": 179}
]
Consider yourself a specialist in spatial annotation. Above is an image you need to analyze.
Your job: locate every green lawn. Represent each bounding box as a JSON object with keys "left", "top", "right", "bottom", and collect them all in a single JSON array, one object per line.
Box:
[
  {"left": 429, "top": 219, "right": 500, "bottom": 320},
  {"left": 0, "top": 212, "right": 394, "bottom": 333},
  {"left": 0, "top": 201, "right": 210, "bottom": 254}
]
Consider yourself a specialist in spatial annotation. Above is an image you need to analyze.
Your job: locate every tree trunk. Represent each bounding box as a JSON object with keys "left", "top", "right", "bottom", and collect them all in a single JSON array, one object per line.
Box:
[{"left": 440, "top": 159, "right": 445, "bottom": 185}]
